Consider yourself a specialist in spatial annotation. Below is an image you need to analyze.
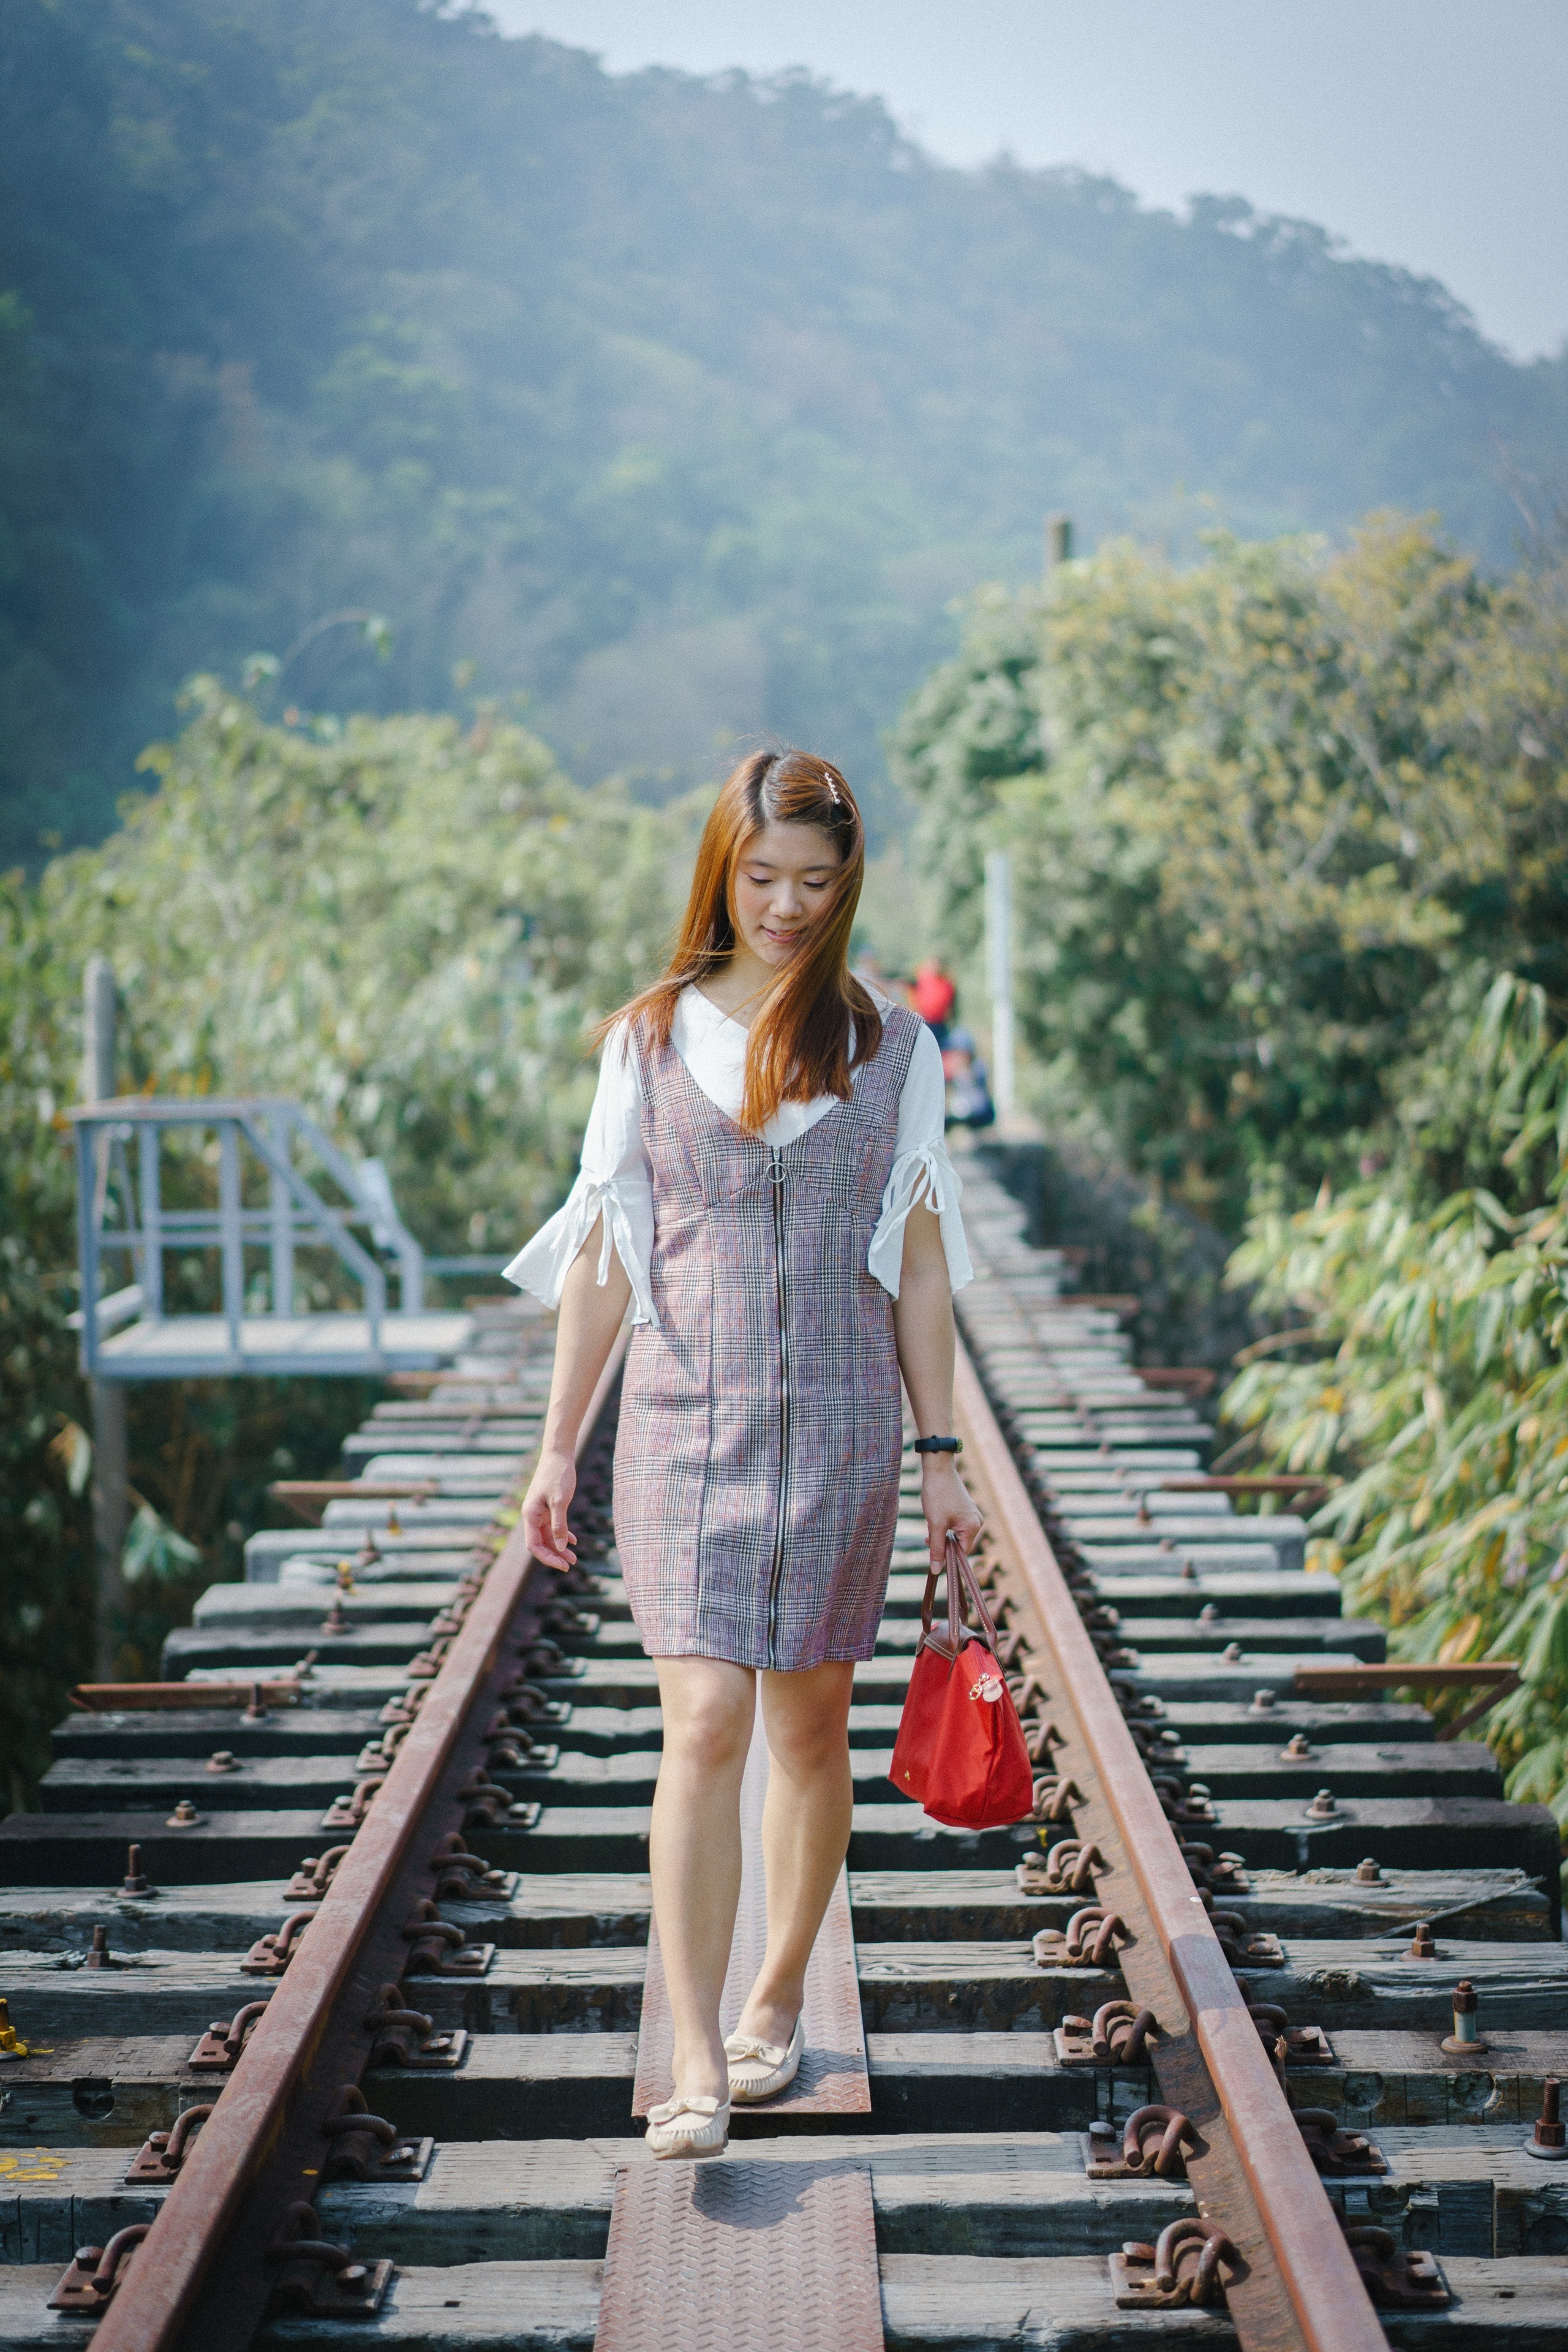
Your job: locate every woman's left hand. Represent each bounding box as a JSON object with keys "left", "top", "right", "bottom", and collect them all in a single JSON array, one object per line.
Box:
[{"left": 921, "top": 1458, "right": 984, "bottom": 1567}]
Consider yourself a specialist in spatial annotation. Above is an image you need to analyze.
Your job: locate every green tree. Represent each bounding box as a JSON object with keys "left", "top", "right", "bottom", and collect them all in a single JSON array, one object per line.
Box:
[
  {"left": 1223, "top": 978, "right": 1568, "bottom": 1839},
  {"left": 0, "top": 686, "right": 691, "bottom": 1800},
  {"left": 892, "top": 518, "right": 1568, "bottom": 1226}
]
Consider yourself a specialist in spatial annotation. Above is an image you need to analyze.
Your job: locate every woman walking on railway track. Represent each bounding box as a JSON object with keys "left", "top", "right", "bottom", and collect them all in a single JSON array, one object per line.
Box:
[{"left": 511, "top": 748, "right": 979, "bottom": 2158}]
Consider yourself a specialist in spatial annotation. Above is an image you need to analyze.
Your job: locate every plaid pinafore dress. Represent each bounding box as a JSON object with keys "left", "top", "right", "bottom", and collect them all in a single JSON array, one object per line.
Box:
[{"left": 612, "top": 1004, "right": 922, "bottom": 1671}]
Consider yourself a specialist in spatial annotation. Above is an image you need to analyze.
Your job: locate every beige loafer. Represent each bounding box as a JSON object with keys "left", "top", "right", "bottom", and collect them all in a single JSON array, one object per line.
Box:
[
  {"left": 644, "top": 2092, "right": 730, "bottom": 2159},
  {"left": 724, "top": 2016, "right": 804, "bottom": 2105}
]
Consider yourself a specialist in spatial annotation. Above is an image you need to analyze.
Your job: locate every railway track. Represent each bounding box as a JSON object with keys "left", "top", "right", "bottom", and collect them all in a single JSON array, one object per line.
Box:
[{"left": 0, "top": 1172, "right": 1564, "bottom": 2348}]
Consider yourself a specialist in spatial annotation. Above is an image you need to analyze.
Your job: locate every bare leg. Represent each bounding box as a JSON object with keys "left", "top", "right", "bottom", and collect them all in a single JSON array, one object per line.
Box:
[
  {"left": 734, "top": 1660, "right": 855, "bottom": 2048},
  {"left": 649, "top": 1657, "right": 756, "bottom": 2101}
]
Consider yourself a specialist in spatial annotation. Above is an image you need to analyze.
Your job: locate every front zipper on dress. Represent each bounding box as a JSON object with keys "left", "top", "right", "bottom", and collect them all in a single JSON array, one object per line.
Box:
[{"left": 766, "top": 1145, "right": 791, "bottom": 1664}]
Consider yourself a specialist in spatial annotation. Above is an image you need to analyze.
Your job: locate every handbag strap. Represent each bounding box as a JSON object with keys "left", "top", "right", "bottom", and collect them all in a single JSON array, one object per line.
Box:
[{"left": 918, "top": 1531, "right": 1001, "bottom": 1663}]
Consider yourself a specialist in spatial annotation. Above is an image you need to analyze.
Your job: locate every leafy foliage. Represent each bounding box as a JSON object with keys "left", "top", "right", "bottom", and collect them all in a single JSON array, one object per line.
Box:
[
  {"left": 1223, "top": 978, "right": 1568, "bottom": 1839},
  {"left": 0, "top": 689, "right": 690, "bottom": 1800},
  {"left": 892, "top": 519, "right": 1568, "bottom": 1227},
  {"left": 0, "top": 875, "right": 94, "bottom": 1808},
  {"left": 3, "top": 0, "right": 1566, "bottom": 859},
  {"left": 46, "top": 682, "right": 692, "bottom": 1244},
  {"left": 896, "top": 517, "right": 1568, "bottom": 1845}
]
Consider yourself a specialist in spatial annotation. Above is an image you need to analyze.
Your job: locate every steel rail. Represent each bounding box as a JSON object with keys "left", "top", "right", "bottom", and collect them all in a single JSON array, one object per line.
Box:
[
  {"left": 90, "top": 1331, "right": 627, "bottom": 2352},
  {"left": 954, "top": 1337, "right": 1387, "bottom": 2352}
]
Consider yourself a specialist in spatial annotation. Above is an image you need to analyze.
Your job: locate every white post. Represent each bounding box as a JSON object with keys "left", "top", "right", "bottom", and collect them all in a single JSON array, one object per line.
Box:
[
  {"left": 83, "top": 956, "right": 129, "bottom": 1679},
  {"left": 984, "top": 850, "right": 1016, "bottom": 1120},
  {"left": 83, "top": 957, "right": 116, "bottom": 1104}
]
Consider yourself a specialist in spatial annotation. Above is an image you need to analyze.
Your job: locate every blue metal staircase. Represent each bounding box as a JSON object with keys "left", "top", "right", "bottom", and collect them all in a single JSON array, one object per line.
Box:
[{"left": 69, "top": 1097, "right": 478, "bottom": 1381}]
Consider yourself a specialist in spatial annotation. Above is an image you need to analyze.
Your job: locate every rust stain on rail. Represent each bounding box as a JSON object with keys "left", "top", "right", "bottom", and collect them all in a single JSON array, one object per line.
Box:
[{"left": 954, "top": 1336, "right": 1387, "bottom": 2352}]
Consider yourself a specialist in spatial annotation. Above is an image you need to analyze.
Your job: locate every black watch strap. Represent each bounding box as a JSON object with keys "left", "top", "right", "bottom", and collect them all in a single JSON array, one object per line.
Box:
[{"left": 912, "top": 1434, "right": 962, "bottom": 1455}]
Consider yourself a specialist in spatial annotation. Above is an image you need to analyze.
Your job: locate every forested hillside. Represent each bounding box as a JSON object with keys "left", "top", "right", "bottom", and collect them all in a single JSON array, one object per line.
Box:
[{"left": 4, "top": 0, "right": 1566, "bottom": 864}]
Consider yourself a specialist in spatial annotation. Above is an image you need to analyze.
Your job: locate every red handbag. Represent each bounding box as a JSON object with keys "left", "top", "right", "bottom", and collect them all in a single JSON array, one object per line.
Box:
[{"left": 889, "top": 1532, "right": 1036, "bottom": 1830}]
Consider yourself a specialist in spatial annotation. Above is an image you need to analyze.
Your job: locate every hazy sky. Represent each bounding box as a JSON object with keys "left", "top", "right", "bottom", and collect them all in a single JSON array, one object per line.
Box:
[{"left": 485, "top": 0, "right": 1568, "bottom": 360}]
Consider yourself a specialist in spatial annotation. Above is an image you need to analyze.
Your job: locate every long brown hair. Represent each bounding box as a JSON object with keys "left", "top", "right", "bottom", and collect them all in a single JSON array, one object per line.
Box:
[{"left": 603, "top": 748, "right": 881, "bottom": 1133}]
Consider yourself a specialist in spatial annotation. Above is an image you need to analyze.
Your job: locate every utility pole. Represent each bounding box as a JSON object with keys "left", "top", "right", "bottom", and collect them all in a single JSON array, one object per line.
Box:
[
  {"left": 984, "top": 850, "right": 1016, "bottom": 1121},
  {"left": 1044, "top": 512, "right": 1074, "bottom": 575},
  {"left": 83, "top": 956, "right": 129, "bottom": 1678}
]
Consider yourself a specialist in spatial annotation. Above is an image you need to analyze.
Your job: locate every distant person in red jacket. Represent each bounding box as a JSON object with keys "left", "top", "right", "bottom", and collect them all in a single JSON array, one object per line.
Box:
[{"left": 911, "top": 958, "right": 956, "bottom": 1046}]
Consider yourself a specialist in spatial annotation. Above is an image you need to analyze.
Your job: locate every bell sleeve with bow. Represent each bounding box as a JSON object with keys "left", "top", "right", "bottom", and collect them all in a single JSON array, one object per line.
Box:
[
  {"left": 867, "top": 1022, "right": 974, "bottom": 1299},
  {"left": 502, "top": 1024, "right": 659, "bottom": 1327}
]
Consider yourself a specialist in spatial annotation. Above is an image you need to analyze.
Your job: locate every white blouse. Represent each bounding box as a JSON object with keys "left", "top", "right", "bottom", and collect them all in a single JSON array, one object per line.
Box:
[{"left": 504, "top": 985, "right": 973, "bottom": 1328}]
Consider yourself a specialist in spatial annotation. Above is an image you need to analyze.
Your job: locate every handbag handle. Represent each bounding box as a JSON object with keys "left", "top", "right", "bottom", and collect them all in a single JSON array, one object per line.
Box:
[{"left": 918, "top": 1531, "right": 1001, "bottom": 1663}]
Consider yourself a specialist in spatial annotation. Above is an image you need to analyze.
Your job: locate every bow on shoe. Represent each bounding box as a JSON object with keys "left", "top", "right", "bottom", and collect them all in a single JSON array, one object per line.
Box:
[
  {"left": 647, "top": 2094, "right": 726, "bottom": 2125},
  {"left": 723, "top": 2034, "right": 787, "bottom": 2065}
]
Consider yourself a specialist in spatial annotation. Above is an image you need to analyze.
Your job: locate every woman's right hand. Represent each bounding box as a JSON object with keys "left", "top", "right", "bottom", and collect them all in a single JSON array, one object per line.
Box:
[{"left": 523, "top": 1447, "right": 579, "bottom": 1570}]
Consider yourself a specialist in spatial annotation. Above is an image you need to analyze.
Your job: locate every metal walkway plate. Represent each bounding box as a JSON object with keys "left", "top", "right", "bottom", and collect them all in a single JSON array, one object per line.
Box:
[
  {"left": 595, "top": 2158, "right": 883, "bottom": 2352},
  {"left": 94, "top": 1310, "right": 473, "bottom": 1379},
  {"left": 633, "top": 1712, "right": 871, "bottom": 2119}
]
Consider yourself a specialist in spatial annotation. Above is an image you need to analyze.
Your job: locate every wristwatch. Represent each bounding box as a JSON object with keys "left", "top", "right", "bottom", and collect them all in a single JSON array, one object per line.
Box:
[{"left": 912, "top": 1435, "right": 963, "bottom": 1455}]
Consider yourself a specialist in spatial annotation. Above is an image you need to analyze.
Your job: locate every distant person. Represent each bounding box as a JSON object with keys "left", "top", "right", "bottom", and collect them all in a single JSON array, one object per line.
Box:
[
  {"left": 911, "top": 957, "right": 957, "bottom": 1046},
  {"left": 943, "top": 1027, "right": 995, "bottom": 1130},
  {"left": 511, "top": 750, "right": 978, "bottom": 2160}
]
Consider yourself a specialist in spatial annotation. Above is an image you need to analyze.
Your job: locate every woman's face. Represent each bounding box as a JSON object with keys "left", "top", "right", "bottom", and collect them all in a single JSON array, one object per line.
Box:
[{"left": 731, "top": 823, "right": 843, "bottom": 969}]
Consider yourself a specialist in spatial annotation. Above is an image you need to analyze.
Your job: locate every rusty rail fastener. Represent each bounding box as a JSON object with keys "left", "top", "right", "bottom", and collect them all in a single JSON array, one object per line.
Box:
[
  {"left": 320, "top": 2084, "right": 425, "bottom": 2182},
  {"left": 241, "top": 1911, "right": 316, "bottom": 1977},
  {"left": 428, "top": 1831, "right": 510, "bottom": 1898},
  {"left": 363, "top": 1982, "right": 466, "bottom": 2069},
  {"left": 1294, "top": 2109, "right": 1388, "bottom": 2177},
  {"left": 378, "top": 1685, "right": 430, "bottom": 1729},
  {"left": 458, "top": 1766, "right": 538, "bottom": 1830},
  {"left": 1210, "top": 1910, "right": 1284, "bottom": 1971},
  {"left": 1055, "top": 2000, "right": 1160, "bottom": 2067},
  {"left": 1441, "top": 1978, "right": 1488, "bottom": 2056},
  {"left": 187, "top": 2002, "right": 269, "bottom": 2073},
  {"left": 1033, "top": 1905, "right": 1129, "bottom": 1969},
  {"left": 284, "top": 1846, "right": 350, "bottom": 1902},
  {"left": 356, "top": 1723, "right": 410, "bottom": 1773},
  {"left": 1028, "top": 1776, "right": 1085, "bottom": 1826},
  {"left": 406, "top": 1634, "right": 456, "bottom": 1680},
  {"left": 126, "top": 2105, "right": 215, "bottom": 2184},
  {"left": 1247, "top": 2003, "right": 1334, "bottom": 2071},
  {"left": 1527, "top": 2078, "right": 1568, "bottom": 2162},
  {"left": 401, "top": 1899, "right": 492, "bottom": 1976},
  {"left": 1341, "top": 2226, "right": 1450, "bottom": 2309},
  {"left": 1179, "top": 1841, "right": 1250, "bottom": 1894},
  {"left": 497, "top": 1678, "right": 568, "bottom": 1724},
  {"left": 48, "top": 2228, "right": 152, "bottom": 2312},
  {"left": 320, "top": 1776, "right": 386, "bottom": 1830},
  {"left": 118, "top": 1842, "right": 156, "bottom": 1899},
  {"left": 1118, "top": 2104, "right": 1197, "bottom": 2177},
  {"left": 265, "top": 2202, "right": 392, "bottom": 2319},
  {"left": 1026, "top": 1836, "right": 1102, "bottom": 1892},
  {"left": 1112, "top": 2218, "right": 1237, "bottom": 2310}
]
